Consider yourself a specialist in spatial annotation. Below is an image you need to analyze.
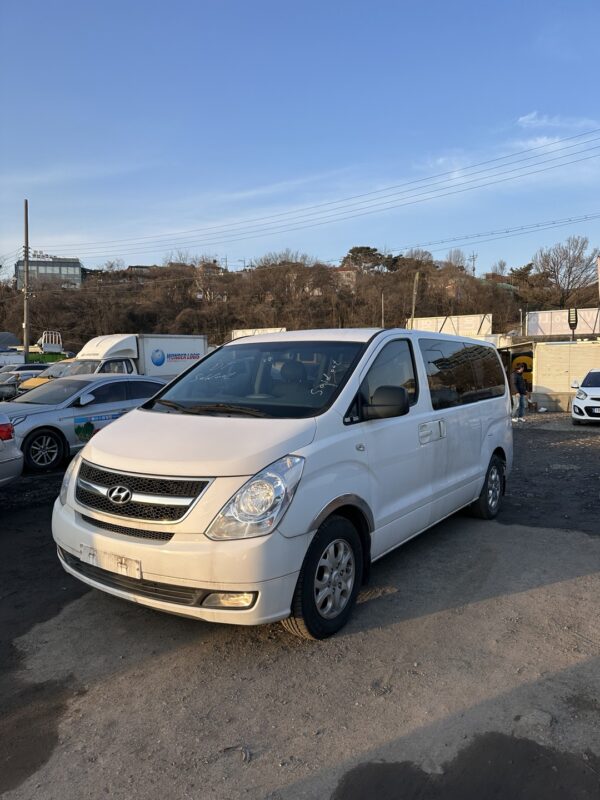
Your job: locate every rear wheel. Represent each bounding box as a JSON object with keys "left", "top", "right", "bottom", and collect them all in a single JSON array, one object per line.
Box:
[
  {"left": 23, "top": 428, "right": 65, "bottom": 472},
  {"left": 281, "top": 515, "right": 363, "bottom": 640},
  {"left": 470, "top": 454, "right": 505, "bottom": 519}
]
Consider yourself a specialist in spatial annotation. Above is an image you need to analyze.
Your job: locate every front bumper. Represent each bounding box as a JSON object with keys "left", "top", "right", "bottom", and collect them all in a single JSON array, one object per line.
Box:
[
  {"left": 52, "top": 499, "right": 311, "bottom": 625},
  {"left": 572, "top": 399, "right": 600, "bottom": 420}
]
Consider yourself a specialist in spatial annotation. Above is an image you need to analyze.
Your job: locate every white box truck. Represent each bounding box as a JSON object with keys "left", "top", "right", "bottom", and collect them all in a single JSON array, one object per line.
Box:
[{"left": 69, "top": 334, "right": 208, "bottom": 378}]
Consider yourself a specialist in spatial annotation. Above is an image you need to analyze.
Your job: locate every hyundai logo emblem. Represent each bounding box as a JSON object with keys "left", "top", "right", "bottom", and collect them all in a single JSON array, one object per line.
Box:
[{"left": 107, "top": 485, "right": 132, "bottom": 505}]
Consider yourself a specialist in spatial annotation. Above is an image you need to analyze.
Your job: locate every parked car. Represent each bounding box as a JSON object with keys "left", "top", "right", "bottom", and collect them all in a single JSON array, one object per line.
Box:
[
  {"left": 571, "top": 369, "right": 600, "bottom": 424},
  {"left": 0, "top": 373, "right": 24, "bottom": 401},
  {"left": 0, "top": 413, "right": 24, "bottom": 487},
  {"left": 0, "top": 363, "right": 47, "bottom": 375},
  {"left": 0, "top": 374, "right": 165, "bottom": 471},
  {"left": 0, "top": 364, "right": 52, "bottom": 400},
  {"left": 53, "top": 328, "right": 512, "bottom": 639},
  {"left": 17, "top": 359, "right": 75, "bottom": 393}
]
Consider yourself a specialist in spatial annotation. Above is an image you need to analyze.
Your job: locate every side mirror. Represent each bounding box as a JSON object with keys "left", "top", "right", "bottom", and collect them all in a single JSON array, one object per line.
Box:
[
  {"left": 362, "top": 385, "right": 410, "bottom": 421},
  {"left": 571, "top": 380, "right": 580, "bottom": 389},
  {"left": 77, "top": 393, "right": 95, "bottom": 407}
]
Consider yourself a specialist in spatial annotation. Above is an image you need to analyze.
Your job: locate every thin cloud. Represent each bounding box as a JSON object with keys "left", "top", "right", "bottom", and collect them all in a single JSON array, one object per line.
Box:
[
  {"left": 0, "top": 159, "right": 157, "bottom": 189},
  {"left": 517, "top": 111, "right": 599, "bottom": 130},
  {"left": 206, "top": 168, "right": 353, "bottom": 203}
]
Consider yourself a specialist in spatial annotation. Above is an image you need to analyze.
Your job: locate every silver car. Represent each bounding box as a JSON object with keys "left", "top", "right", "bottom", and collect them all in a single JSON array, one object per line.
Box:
[
  {"left": 0, "top": 413, "right": 24, "bottom": 487},
  {"left": 0, "top": 374, "right": 165, "bottom": 471}
]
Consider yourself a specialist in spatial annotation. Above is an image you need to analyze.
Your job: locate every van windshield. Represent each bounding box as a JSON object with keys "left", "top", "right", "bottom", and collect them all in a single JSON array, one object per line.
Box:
[{"left": 148, "top": 340, "right": 364, "bottom": 418}]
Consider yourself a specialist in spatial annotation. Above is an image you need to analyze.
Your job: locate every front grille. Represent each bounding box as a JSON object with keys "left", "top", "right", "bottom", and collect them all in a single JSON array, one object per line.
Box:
[
  {"left": 81, "top": 514, "right": 174, "bottom": 542},
  {"left": 584, "top": 406, "right": 600, "bottom": 418},
  {"left": 76, "top": 486, "right": 186, "bottom": 521},
  {"left": 75, "top": 460, "right": 209, "bottom": 522},
  {"left": 79, "top": 461, "right": 206, "bottom": 497},
  {"left": 59, "top": 547, "right": 209, "bottom": 606}
]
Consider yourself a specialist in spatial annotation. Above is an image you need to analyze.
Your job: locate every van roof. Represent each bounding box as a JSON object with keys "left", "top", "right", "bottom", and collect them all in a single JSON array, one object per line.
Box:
[
  {"left": 225, "top": 328, "right": 497, "bottom": 347},
  {"left": 227, "top": 328, "right": 383, "bottom": 344}
]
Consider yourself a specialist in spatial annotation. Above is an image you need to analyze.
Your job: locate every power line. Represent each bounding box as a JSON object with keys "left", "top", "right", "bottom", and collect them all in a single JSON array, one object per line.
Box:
[
  {"left": 35, "top": 148, "right": 600, "bottom": 261},
  {"left": 34, "top": 129, "right": 600, "bottom": 256}
]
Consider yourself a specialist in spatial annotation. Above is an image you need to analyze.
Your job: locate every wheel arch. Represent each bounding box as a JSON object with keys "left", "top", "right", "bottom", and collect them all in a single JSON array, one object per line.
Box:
[
  {"left": 22, "top": 425, "right": 69, "bottom": 459},
  {"left": 310, "top": 495, "right": 373, "bottom": 584},
  {"left": 491, "top": 447, "right": 507, "bottom": 493}
]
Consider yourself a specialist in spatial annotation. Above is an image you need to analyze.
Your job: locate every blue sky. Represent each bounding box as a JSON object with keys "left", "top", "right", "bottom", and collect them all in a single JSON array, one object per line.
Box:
[{"left": 1, "top": 0, "right": 599, "bottom": 273}]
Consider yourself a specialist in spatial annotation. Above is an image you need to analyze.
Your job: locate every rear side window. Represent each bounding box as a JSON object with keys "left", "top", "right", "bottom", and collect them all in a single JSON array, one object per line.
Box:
[
  {"left": 87, "top": 382, "right": 127, "bottom": 405},
  {"left": 462, "top": 344, "right": 506, "bottom": 401},
  {"left": 128, "top": 381, "right": 162, "bottom": 400},
  {"left": 419, "top": 338, "right": 505, "bottom": 409}
]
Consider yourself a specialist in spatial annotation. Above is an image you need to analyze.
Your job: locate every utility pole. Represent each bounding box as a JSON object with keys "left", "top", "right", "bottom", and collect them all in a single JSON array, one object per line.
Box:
[
  {"left": 409, "top": 271, "right": 420, "bottom": 329},
  {"left": 469, "top": 251, "right": 477, "bottom": 276},
  {"left": 381, "top": 290, "right": 385, "bottom": 328},
  {"left": 23, "top": 199, "right": 30, "bottom": 361}
]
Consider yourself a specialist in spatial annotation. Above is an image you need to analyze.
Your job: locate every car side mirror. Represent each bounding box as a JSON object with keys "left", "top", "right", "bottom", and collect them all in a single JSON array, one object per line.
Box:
[
  {"left": 362, "top": 385, "right": 410, "bottom": 421},
  {"left": 571, "top": 380, "right": 580, "bottom": 389},
  {"left": 77, "top": 393, "right": 95, "bottom": 407}
]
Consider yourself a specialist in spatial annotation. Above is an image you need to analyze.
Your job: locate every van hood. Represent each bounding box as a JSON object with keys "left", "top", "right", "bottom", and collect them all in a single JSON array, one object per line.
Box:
[{"left": 82, "top": 408, "right": 317, "bottom": 477}]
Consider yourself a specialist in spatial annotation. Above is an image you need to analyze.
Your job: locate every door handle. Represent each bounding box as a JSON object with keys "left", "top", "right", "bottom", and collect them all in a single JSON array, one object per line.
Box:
[{"left": 418, "top": 424, "right": 434, "bottom": 444}]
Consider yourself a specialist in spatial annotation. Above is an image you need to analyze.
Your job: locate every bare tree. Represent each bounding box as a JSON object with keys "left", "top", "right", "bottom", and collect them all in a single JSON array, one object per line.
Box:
[
  {"left": 533, "top": 236, "right": 599, "bottom": 308},
  {"left": 491, "top": 259, "right": 507, "bottom": 276},
  {"left": 102, "top": 258, "right": 125, "bottom": 272},
  {"left": 254, "top": 249, "right": 315, "bottom": 267},
  {"left": 403, "top": 248, "right": 433, "bottom": 263},
  {"left": 445, "top": 248, "right": 467, "bottom": 269}
]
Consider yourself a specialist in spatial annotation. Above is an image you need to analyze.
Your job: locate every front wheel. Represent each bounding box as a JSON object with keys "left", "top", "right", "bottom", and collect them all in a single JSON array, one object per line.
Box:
[
  {"left": 470, "top": 454, "right": 505, "bottom": 519},
  {"left": 23, "top": 428, "right": 65, "bottom": 472},
  {"left": 281, "top": 515, "right": 363, "bottom": 640}
]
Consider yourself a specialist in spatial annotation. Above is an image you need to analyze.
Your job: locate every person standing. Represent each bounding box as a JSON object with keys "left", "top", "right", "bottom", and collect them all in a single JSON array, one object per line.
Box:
[{"left": 510, "top": 362, "right": 528, "bottom": 422}]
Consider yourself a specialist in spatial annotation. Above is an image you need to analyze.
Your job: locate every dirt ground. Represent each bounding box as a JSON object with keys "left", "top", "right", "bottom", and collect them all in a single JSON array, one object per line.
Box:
[{"left": 1, "top": 413, "right": 599, "bottom": 800}]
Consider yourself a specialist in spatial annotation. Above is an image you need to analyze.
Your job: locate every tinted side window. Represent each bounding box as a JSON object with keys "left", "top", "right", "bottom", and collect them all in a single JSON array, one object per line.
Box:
[
  {"left": 419, "top": 339, "right": 476, "bottom": 410},
  {"left": 87, "top": 382, "right": 127, "bottom": 405},
  {"left": 128, "top": 381, "right": 161, "bottom": 401},
  {"left": 462, "top": 344, "right": 506, "bottom": 401}
]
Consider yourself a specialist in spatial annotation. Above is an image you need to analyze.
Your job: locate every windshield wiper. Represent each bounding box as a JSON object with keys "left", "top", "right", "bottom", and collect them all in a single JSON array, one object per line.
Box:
[
  {"left": 181, "top": 403, "right": 268, "bottom": 418},
  {"left": 153, "top": 398, "right": 187, "bottom": 412}
]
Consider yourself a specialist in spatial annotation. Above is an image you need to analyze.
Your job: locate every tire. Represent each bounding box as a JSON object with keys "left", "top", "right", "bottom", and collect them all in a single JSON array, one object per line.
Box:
[
  {"left": 23, "top": 428, "right": 65, "bottom": 472},
  {"left": 281, "top": 515, "right": 363, "bottom": 640},
  {"left": 572, "top": 418, "right": 582, "bottom": 426},
  {"left": 470, "top": 454, "right": 505, "bottom": 520}
]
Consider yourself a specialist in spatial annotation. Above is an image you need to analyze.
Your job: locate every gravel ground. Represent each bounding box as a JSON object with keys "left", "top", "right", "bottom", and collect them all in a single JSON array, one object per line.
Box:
[{"left": 1, "top": 414, "right": 599, "bottom": 800}]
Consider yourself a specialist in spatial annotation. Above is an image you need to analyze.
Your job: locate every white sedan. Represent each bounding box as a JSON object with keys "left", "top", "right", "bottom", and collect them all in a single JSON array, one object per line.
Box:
[
  {"left": 571, "top": 369, "right": 600, "bottom": 424},
  {"left": 0, "top": 374, "right": 165, "bottom": 471}
]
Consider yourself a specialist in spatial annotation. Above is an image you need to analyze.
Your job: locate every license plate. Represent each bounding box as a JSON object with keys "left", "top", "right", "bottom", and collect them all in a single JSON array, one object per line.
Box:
[{"left": 80, "top": 545, "right": 141, "bottom": 579}]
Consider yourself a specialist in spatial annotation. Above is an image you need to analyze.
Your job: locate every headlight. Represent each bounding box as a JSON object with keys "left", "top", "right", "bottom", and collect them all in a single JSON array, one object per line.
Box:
[
  {"left": 576, "top": 389, "right": 587, "bottom": 400},
  {"left": 59, "top": 452, "right": 83, "bottom": 506},
  {"left": 205, "top": 455, "right": 304, "bottom": 540}
]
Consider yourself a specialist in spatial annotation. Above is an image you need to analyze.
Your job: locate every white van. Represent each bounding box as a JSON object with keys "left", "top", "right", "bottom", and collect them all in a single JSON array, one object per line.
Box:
[{"left": 53, "top": 328, "right": 512, "bottom": 639}]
